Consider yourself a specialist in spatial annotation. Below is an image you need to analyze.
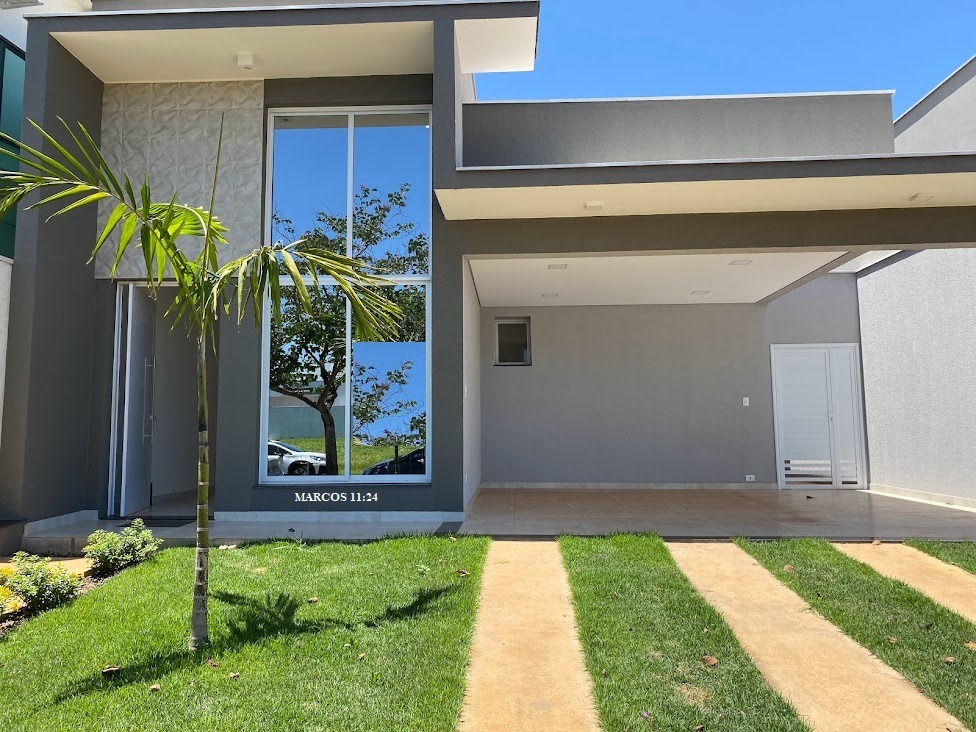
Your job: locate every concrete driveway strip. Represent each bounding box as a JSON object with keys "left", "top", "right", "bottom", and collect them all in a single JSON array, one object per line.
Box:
[
  {"left": 836, "top": 542, "right": 976, "bottom": 625},
  {"left": 459, "top": 540, "right": 601, "bottom": 732},
  {"left": 668, "top": 542, "right": 966, "bottom": 732}
]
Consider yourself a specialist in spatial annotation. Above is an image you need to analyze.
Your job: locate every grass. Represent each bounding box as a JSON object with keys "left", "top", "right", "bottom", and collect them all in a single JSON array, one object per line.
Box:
[
  {"left": 281, "top": 437, "right": 401, "bottom": 476},
  {"left": 906, "top": 540, "right": 976, "bottom": 575},
  {"left": 560, "top": 535, "right": 808, "bottom": 731},
  {"left": 737, "top": 538, "right": 976, "bottom": 728},
  {"left": 0, "top": 536, "right": 490, "bottom": 732}
]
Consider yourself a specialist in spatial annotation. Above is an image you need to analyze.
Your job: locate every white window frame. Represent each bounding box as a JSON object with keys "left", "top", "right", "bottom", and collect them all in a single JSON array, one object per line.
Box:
[
  {"left": 259, "top": 105, "right": 432, "bottom": 485},
  {"left": 494, "top": 317, "right": 532, "bottom": 366}
]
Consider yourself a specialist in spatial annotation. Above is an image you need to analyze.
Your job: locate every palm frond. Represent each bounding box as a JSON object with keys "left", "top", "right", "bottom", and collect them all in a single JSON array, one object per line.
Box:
[
  {"left": 0, "top": 117, "right": 401, "bottom": 346},
  {"left": 215, "top": 243, "right": 403, "bottom": 342}
]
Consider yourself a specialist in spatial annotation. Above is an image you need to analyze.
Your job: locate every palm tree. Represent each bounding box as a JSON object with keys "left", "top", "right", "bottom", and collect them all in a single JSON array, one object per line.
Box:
[{"left": 0, "top": 118, "right": 401, "bottom": 649}]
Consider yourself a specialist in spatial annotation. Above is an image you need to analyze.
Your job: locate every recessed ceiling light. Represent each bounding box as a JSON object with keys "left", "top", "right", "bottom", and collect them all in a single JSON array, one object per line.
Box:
[
  {"left": 584, "top": 201, "right": 605, "bottom": 212},
  {"left": 547, "top": 263, "right": 568, "bottom": 270},
  {"left": 729, "top": 259, "right": 753, "bottom": 266},
  {"left": 909, "top": 192, "right": 935, "bottom": 202},
  {"left": 541, "top": 292, "right": 560, "bottom": 298},
  {"left": 691, "top": 290, "right": 710, "bottom": 295}
]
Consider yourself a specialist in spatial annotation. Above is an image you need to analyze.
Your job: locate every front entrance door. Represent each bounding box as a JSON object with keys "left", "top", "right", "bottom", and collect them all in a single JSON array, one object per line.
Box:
[
  {"left": 120, "top": 285, "right": 155, "bottom": 515},
  {"left": 771, "top": 344, "right": 866, "bottom": 489}
]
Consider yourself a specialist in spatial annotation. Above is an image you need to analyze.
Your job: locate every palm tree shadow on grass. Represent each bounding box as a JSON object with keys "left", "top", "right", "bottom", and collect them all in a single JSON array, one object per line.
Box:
[{"left": 52, "top": 585, "right": 457, "bottom": 703}]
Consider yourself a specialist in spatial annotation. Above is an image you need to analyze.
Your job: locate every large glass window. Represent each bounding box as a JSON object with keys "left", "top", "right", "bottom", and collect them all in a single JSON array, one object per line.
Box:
[{"left": 262, "top": 108, "right": 431, "bottom": 483}]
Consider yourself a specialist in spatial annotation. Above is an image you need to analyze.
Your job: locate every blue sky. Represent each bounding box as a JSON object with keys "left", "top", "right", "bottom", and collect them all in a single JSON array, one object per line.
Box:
[{"left": 475, "top": 0, "right": 976, "bottom": 118}]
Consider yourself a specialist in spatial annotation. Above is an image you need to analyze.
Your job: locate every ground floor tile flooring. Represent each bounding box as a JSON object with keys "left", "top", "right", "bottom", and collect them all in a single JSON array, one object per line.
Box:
[{"left": 461, "top": 488, "right": 976, "bottom": 539}]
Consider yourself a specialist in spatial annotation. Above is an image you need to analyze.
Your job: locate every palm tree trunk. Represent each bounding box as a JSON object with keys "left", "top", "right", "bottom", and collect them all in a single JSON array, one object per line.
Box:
[{"left": 189, "top": 332, "right": 210, "bottom": 650}]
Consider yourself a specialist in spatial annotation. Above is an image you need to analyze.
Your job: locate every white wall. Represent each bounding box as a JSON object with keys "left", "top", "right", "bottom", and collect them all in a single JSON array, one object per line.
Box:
[
  {"left": 462, "top": 259, "right": 481, "bottom": 507},
  {"left": 480, "top": 274, "right": 861, "bottom": 486}
]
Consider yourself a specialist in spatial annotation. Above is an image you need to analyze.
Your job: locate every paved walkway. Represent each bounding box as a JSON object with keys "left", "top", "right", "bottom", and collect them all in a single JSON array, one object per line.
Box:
[
  {"left": 836, "top": 543, "right": 976, "bottom": 625},
  {"left": 668, "top": 542, "right": 965, "bottom": 732},
  {"left": 459, "top": 540, "right": 601, "bottom": 732}
]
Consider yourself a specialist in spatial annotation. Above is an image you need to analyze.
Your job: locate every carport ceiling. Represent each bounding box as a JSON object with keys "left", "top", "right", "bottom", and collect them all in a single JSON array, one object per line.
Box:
[{"left": 469, "top": 252, "right": 848, "bottom": 306}]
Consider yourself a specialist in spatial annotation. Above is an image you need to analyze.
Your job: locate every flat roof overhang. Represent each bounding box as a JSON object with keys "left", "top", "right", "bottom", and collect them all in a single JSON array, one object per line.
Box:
[
  {"left": 33, "top": 0, "right": 538, "bottom": 82},
  {"left": 435, "top": 152, "right": 976, "bottom": 220}
]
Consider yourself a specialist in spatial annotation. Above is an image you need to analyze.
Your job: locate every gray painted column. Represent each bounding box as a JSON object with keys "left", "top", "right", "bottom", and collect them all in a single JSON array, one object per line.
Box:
[
  {"left": 0, "top": 31, "right": 104, "bottom": 520},
  {"left": 429, "top": 17, "right": 465, "bottom": 513}
]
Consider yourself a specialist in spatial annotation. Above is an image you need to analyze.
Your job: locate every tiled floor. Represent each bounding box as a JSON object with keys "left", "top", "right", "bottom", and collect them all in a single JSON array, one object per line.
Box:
[
  {"left": 131, "top": 489, "right": 214, "bottom": 518},
  {"left": 460, "top": 488, "right": 976, "bottom": 539},
  {"left": 18, "top": 488, "right": 976, "bottom": 553}
]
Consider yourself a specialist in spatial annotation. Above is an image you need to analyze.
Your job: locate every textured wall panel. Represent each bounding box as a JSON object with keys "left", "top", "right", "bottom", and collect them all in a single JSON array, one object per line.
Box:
[{"left": 96, "top": 81, "right": 264, "bottom": 278}]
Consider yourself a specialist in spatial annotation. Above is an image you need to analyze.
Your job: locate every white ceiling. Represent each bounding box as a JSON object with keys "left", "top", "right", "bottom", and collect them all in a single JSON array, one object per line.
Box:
[
  {"left": 831, "top": 250, "right": 900, "bottom": 272},
  {"left": 54, "top": 22, "right": 434, "bottom": 82},
  {"left": 455, "top": 16, "right": 537, "bottom": 73},
  {"left": 53, "top": 16, "right": 537, "bottom": 83},
  {"left": 469, "top": 252, "right": 848, "bottom": 307},
  {"left": 437, "top": 171, "right": 976, "bottom": 220}
]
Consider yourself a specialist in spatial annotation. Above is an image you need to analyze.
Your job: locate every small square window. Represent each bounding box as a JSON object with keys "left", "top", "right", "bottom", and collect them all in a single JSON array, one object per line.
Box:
[{"left": 496, "top": 318, "right": 531, "bottom": 366}]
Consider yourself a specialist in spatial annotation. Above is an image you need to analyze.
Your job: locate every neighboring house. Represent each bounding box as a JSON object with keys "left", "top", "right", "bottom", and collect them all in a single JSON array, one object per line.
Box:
[
  {"left": 1, "top": 0, "right": 976, "bottom": 532},
  {"left": 856, "top": 54, "right": 976, "bottom": 509}
]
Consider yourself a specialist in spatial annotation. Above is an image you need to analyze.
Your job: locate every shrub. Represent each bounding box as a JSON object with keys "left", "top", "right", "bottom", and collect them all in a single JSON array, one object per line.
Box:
[
  {"left": 0, "top": 584, "right": 13, "bottom": 613},
  {"left": 83, "top": 519, "right": 162, "bottom": 576},
  {"left": 0, "top": 566, "right": 12, "bottom": 613},
  {"left": 7, "top": 552, "right": 81, "bottom": 612}
]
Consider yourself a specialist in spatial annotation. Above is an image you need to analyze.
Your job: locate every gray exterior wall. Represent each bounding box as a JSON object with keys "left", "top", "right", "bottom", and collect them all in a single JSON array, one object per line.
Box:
[
  {"left": 463, "top": 93, "right": 895, "bottom": 167},
  {"left": 480, "top": 275, "right": 860, "bottom": 485},
  {"left": 0, "top": 34, "right": 104, "bottom": 520},
  {"left": 855, "top": 56, "right": 976, "bottom": 504},
  {"left": 895, "top": 55, "right": 976, "bottom": 154},
  {"left": 93, "top": 0, "right": 422, "bottom": 9},
  {"left": 858, "top": 250, "right": 976, "bottom": 503}
]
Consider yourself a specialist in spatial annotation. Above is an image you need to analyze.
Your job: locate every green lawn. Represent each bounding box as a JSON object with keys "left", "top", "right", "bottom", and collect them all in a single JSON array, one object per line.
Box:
[
  {"left": 0, "top": 537, "right": 489, "bottom": 732},
  {"left": 281, "top": 437, "right": 402, "bottom": 476},
  {"left": 560, "top": 535, "right": 808, "bottom": 732},
  {"left": 737, "top": 538, "right": 976, "bottom": 728},
  {"left": 905, "top": 540, "right": 976, "bottom": 575}
]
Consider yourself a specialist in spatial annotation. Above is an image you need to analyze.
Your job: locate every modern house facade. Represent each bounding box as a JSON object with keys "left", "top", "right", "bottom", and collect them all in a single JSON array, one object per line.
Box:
[{"left": 2, "top": 0, "right": 976, "bottom": 536}]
